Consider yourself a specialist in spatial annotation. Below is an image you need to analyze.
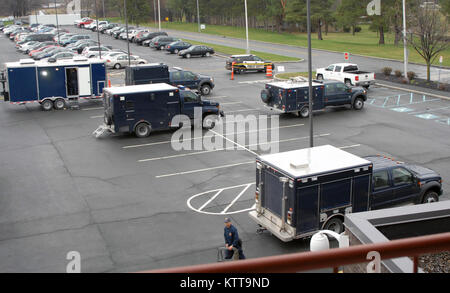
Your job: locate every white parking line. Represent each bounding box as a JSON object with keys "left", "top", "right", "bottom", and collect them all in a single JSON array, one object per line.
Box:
[
  {"left": 339, "top": 144, "right": 361, "bottom": 149},
  {"left": 138, "top": 130, "right": 326, "bottom": 162},
  {"left": 155, "top": 161, "right": 254, "bottom": 178},
  {"left": 82, "top": 107, "right": 104, "bottom": 111},
  {"left": 220, "top": 102, "right": 243, "bottom": 105},
  {"left": 198, "top": 190, "right": 223, "bottom": 212},
  {"left": 90, "top": 115, "right": 104, "bottom": 119},
  {"left": 224, "top": 108, "right": 260, "bottom": 114},
  {"left": 124, "top": 123, "right": 304, "bottom": 149},
  {"left": 220, "top": 183, "right": 252, "bottom": 214}
]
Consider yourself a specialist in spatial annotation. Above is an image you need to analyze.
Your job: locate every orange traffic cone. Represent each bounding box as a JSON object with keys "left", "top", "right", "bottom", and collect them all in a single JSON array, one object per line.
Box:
[
  {"left": 266, "top": 65, "right": 273, "bottom": 78},
  {"left": 231, "top": 62, "right": 236, "bottom": 80},
  {"left": 108, "top": 79, "right": 111, "bottom": 87}
]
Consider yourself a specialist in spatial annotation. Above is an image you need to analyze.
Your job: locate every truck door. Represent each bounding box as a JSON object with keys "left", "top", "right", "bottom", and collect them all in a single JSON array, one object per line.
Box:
[
  {"left": 323, "top": 65, "right": 334, "bottom": 79},
  {"left": 370, "top": 169, "right": 394, "bottom": 210},
  {"left": 390, "top": 167, "right": 420, "bottom": 205},
  {"left": 180, "top": 71, "right": 199, "bottom": 89},
  {"left": 325, "top": 83, "right": 352, "bottom": 105},
  {"left": 296, "top": 185, "right": 320, "bottom": 234},
  {"left": 181, "top": 91, "right": 201, "bottom": 120},
  {"left": 78, "top": 67, "right": 92, "bottom": 96}
]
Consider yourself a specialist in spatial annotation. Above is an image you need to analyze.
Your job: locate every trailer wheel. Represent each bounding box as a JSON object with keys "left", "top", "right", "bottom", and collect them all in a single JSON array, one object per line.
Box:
[
  {"left": 299, "top": 106, "right": 310, "bottom": 118},
  {"left": 324, "top": 217, "right": 344, "bottom": 234},
  {"left": 41, "top": 100, "right": 53, "bottom": 111},
  {"left": 135, "top": 123, "right": 151, "bottom": 138},
  {"left": 260, "top": 89, "right": 272, "bottom": 104},
  {"left": 54, "top": 98, "right": 66, "bottom": 110}
]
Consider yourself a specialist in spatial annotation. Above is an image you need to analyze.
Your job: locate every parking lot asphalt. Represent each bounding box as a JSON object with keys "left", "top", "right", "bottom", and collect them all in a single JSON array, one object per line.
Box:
[{"left": 0, "top": 27, "right": 449, "bottom": 273}]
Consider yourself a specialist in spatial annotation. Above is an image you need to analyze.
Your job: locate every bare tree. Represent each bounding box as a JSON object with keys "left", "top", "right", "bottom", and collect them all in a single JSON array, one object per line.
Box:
[{"left": 407, "top": 1, "right": 449, "bottom": 81}]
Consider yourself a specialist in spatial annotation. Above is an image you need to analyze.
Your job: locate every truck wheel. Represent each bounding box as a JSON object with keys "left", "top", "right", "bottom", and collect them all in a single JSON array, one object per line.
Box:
[
  {"left": 317, "top": 74, "right": 324, "bottom": 80},
  {"left": 324, "top": 217, "right": 344, "bottom": 234},
  {"left": 299, "top": 106, "right": 310, "bottom": 118},
  {"left": 54, "top": 99, "right": 66, "bottom": 110},
  {"left": 203, "top": 115, "right": 217, "bottom": 129},
  {"left": 135, "top": 123, "right": 151, "bottom": 138},
  {"left": 422, "top": 191, "right": 439, "bottom": 204},
  {"left": 114, "top": 63, "right": 121, "bottom": 70},
  {"left": 200, "top": 84, "right": 212, "bottom": 96},
  {"left": 353, "top": 97, "right": 365, "bottom": 110},
  {"left": 41, "top": 100, "right": 53, "bottom": 111},
  {"left": 345, "top": 79, "right": 352, "bottom": 87}
]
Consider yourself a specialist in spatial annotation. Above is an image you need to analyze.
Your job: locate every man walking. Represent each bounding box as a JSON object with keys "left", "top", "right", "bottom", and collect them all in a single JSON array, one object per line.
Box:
[{"left": 224, "top": 218, "right": 245, "bottom": 260}]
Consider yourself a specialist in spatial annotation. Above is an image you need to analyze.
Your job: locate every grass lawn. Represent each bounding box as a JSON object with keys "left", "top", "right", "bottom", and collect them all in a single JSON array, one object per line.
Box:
[
  {"left": 276, "top": 72, "right": 316, "bottom": 80},
  {"left": 105, "top": 17, "right": 450, "bottom": 67}
]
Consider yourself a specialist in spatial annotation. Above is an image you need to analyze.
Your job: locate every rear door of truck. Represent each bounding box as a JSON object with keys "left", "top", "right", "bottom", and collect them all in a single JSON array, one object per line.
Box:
[{"left": 295, "top": 185, "right": 320, "bottom": 233}]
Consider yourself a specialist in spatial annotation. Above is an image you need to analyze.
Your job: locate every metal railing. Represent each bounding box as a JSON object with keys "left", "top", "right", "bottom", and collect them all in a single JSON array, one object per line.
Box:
[{"left": 138, "top": 232, "right": 450, "bottom": 273}]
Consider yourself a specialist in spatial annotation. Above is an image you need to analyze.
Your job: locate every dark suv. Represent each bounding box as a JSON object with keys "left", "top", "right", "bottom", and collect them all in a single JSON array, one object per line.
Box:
[
  {"left": 170, "top": 68, "right": 215, "bottom": 96},
  {"left": 150, "top": 36, "right": 181, "bottom": 50},
  {"left": 367, "top": 155, "right": 443, "bottom": 210},
  {"left": 137, "top": 31, "right": 168, "bottom": 45},
  {"left": 226, "top": 54, "right": 274, "bottom": 74}
]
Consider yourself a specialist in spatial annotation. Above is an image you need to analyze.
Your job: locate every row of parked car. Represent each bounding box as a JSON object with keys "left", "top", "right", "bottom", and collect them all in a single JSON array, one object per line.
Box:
[
  {"left": 76, "top": 19, "right": 216, "bottom": 59},
  {"left": 3, "top": 23, "right": 149, "bottom": 69}
]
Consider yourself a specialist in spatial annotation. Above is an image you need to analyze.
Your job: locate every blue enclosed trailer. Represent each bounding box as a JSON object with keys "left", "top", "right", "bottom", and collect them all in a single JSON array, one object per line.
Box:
[
  {"left": 249, "top": 145, "right": 373, "bottom": 242},
  {"left": 1, "top": 57, "right": 106, "bottom": 110}
]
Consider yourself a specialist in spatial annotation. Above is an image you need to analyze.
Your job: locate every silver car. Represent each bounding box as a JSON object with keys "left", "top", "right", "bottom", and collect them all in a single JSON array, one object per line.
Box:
[{"left": 106, "top": 54, "right": 148, "bottom": 69}]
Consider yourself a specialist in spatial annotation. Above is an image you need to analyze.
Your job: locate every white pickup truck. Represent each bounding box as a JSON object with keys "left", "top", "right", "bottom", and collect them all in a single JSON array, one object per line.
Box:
[{"left": 316, "top": 63, "right": 375, "bottom": 89}]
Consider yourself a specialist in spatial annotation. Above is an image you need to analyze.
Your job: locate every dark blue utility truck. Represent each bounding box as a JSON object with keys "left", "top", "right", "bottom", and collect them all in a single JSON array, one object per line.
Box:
[
  {"left": 94, "top": 83, "right": 223, "bottom": 138},
  {"left": 125, "top": 64, "right": 215, "bottom": 96},
  {"left": 261, "top": 80, "right": 367, "bottom": 118},
  {"left": 1, "top": 57, "right": 106, "bottom": 110},
  {"left": 249, "top": 145, "right": 443, "bottom": 242}
]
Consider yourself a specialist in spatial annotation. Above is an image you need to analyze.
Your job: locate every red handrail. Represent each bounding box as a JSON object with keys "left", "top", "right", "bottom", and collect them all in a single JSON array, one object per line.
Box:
[{"left": 138, "top": 232, "right": 450, "bottom": 273}]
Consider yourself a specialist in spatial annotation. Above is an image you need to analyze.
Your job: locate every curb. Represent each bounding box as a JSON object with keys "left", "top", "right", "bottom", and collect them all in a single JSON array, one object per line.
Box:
[{"left": 375, "top": 82, "right": 450, "bottom": 101}]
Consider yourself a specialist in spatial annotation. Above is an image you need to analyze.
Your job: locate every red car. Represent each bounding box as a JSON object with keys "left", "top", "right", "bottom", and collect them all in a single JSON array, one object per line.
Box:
[
  {"left": 29, "top": 45, "right": 57, "bottom": 57},
  {"left": 77, "top": 19, "right": 93, "bottom": 28}
]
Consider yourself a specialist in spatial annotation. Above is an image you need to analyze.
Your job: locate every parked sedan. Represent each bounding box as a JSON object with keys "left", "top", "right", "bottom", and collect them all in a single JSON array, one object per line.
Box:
[
  {"left": 179, "top": 45, "right": 215, "bottom": 59},
  {"left": 44, "top": 51, "right": 77, "bottom": 61},
  {"left": 106, "top": 54, "right": 148, "bottom": 69},
  {"left": 165, "top": 41, "right": 192, "bottom": 54}
]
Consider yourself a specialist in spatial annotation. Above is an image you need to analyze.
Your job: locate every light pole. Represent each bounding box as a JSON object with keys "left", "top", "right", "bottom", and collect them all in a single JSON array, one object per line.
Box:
[
  {"left": 54, "top": 0, "right": 60, "bottom": 45},
  {"left": 124, "top": 0, "right": 131, "bottom": 66},
  {"left": 95, "top": 0, "right": 101, "bottom": 59},
  {"left": 102, "top": 0, "right": 105, "bottom": 18},
  {"left": 158, "top": 0, "right": 161, "bottom": 31},
  {"left": 153, "top": 0, "right": 157, "bottom": 28},
  {"left": 306, "top": 0, "right": 313, "bottom": 148},
  {"left": 196, "top": 0, "right": 201, "bottom": 33},
  {"left": 244, "top": 0, "right": 250, "bottom": 54},
  {"left": 402, "top": 0, "right": 409, "bottom": 82}
]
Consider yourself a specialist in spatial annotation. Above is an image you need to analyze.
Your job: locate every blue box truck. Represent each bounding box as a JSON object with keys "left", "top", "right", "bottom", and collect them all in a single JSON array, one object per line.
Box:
[
  {"left": 0, "top": 57, "right": 106, "bottom": 111},
  {"left": 249, "top": 145, "right": 443, "bottom": 242},
  {"left": 94, "top": 83, "right": 223, "bottom": 138}
]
